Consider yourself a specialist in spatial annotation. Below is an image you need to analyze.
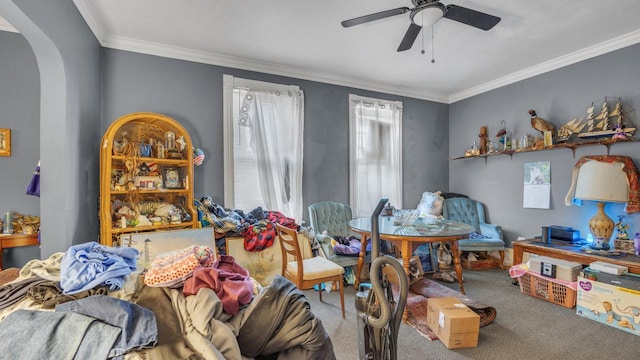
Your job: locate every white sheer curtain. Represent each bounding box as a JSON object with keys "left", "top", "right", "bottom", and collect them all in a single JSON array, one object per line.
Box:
[
  {"left": 349, "top": 94, "right": 403, "bottom": 218},
  {"left": 223, "top": 75, "right": 305, "bottom": 222}
]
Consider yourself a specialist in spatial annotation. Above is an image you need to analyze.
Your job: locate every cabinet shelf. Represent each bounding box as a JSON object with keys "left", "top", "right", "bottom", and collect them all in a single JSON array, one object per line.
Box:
[
  {"left": 110, "top": 189, "right": 189, "bottom": 195},
  {"left": 111, "top": 156, "right": 190, "bottom": 165},
  {"left": 451, "top": 137, "right": 637, "bottom": 161},
  {"left": 110, "top": 221, "right": 196, "bottom": 234}
]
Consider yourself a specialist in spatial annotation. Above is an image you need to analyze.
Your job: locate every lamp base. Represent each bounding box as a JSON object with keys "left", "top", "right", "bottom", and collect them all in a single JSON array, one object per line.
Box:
[
  {"left": 588, "top": 201, "right": 614, "bottom": 251},
  {"left": 589, "top": 238, "right": 610, "bottom": 250}
]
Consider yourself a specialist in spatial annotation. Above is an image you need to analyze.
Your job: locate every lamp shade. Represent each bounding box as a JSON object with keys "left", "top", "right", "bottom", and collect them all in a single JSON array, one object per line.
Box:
[
  {"left": 572, "top": 159, "right": 629, "bottom": 250},
  {"left": 574, "top": 160, "right": 628, "bottom": 203}
]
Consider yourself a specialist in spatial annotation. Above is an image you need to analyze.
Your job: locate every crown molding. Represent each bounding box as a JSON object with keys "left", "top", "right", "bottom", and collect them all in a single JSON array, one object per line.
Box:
[
  {"left": 101, "top": 34, "right": 450, "bottom": 103},
  {"left": 92, "top": 29, "right": 640, "bottom": 105},
  {"left": 72, "top": 0, "right": 106, "bottom": 43},
  {"left": 0, "top": 18, "right": 18, "bottom": 33},
  {"left": 449, "top": 30, "right": 640, "bottom": 103}
]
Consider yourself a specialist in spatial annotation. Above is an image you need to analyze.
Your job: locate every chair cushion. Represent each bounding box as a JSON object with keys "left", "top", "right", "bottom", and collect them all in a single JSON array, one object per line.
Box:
[{"left": 287, "top": 257, "right": 344, "bottom": 280}]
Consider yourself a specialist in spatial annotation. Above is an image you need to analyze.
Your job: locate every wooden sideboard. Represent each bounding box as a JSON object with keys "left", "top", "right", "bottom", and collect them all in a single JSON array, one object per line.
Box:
[
  {"left": 513, "top": 239, "right": 640, "bottom": 274},
  {"left": 0, "top": 233, "right": 40, "bottom": 269}
]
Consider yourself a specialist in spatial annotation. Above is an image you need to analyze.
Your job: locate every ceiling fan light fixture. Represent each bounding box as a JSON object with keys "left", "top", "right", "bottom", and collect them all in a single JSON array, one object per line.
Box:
[{"left": 410, "top": 3, "right": 445, "bottom": 27}]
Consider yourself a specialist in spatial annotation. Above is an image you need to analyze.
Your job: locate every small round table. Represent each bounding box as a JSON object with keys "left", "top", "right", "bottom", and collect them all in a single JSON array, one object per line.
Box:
[{"left": 349, "top": 216, "right": 474, "bottom": 295}]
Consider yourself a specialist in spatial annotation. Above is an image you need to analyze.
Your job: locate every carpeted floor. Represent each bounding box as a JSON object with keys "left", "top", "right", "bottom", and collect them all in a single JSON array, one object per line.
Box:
[
  {"left": 306, "top": 268, "right": 640, "bottom": 360},
  {"left": 404, "top": 292, "right": 438, "bottom": 340},
  {"left": 403, "top": 277, "right": 497, "bottom": 341}
]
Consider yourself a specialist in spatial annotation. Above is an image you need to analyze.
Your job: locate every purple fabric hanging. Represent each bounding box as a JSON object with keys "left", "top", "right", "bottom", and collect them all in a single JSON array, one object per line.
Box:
[{"left": 26, "top": 161, "right": 40, "bottom": 197}]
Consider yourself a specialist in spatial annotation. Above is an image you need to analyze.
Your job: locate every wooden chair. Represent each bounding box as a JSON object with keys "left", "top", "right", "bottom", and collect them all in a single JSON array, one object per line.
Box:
[{"left": 275, "top": 223, "right": 345, "bottom": 319}]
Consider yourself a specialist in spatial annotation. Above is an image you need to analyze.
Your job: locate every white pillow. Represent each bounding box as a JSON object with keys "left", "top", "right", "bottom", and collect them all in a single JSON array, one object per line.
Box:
[{"left": 417, "top": 191, "right": 444, "bottom": 218}]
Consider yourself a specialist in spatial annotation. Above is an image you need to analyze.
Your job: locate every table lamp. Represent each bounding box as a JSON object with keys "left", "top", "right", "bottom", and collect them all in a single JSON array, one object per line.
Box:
[{"left": 573, "top": 160, "right": 629, "bottom": 250}]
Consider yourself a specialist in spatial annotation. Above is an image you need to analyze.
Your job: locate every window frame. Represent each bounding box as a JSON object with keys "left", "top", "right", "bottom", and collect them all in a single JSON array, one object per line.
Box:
[{"left": 348, "top": 93, "right": 403, "bottom": 217}]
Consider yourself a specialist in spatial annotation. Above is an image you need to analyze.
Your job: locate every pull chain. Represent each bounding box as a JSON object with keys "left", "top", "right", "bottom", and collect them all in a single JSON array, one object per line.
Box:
[
  {"left": 420, "top": 24, "right": 425, "bottom": 55},
  {"left": 431, "top": 25, "right": 435, "bottom": 63}
]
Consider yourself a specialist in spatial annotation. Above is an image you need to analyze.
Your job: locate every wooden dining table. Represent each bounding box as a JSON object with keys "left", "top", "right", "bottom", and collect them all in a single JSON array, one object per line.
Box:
[{"left": 349, "top": 216, "right": 474, "bottom": 295}]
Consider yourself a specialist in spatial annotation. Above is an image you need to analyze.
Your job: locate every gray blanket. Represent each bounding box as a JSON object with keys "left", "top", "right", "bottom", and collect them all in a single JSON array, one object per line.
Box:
[
  {"left": 237, "top": 276, "right": 336, "bottom": 360},
  {"left": 0, "top": 309, "right": 120, "bottom": 360}
]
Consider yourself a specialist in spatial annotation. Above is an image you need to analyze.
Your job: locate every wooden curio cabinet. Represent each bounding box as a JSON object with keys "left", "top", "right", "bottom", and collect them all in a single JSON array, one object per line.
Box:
[{"left": 99, "top": 112, "right": 197, "bottom": 246}]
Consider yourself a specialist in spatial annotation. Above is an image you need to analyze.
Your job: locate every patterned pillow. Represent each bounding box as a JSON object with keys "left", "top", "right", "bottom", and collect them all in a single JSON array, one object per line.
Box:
[{"left": 144, "top": 245, "right": 215, "bottom": 287}]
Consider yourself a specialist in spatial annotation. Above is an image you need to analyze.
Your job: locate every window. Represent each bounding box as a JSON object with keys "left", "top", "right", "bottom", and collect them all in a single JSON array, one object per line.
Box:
[
  {"left": 223, "top": 75, "right": 305, "bottom": 221},
  {"left": 349, "top": 94, "right": 403, "bottom": 218}
]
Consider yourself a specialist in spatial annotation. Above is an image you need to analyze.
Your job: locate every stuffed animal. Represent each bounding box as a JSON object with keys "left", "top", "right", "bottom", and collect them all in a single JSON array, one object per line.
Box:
[{"left": 416, "top": 191, "right": 444, "bottom": 218}]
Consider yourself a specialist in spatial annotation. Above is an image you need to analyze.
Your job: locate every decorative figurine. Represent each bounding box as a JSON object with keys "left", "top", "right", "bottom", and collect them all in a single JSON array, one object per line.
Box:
[
  {"left": 615, "top": 215, "right": 629, "bottom": 240},
  {"left": 495, "top": 120, "right": 507, "bottom": 140},
  {"left": 529, "top": 110, "right": 555, "bottom": 135},
  {"left": 495, "top": 120, "right": 508, "bottom": 151},
  {"left": 612, "top": 122, "right": 628, "bottom": 140},
  {"left": 479, "top": 126, "right": 488, "bottom": 154},
  {"left": 578, "top": 98, "right": 636, "bottom": 139},
  {"left": 556, "top": 117, "right": 586, "bottom": 142}
]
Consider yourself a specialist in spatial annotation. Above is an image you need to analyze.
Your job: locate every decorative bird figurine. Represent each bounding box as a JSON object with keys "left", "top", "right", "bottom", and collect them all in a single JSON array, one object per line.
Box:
[
  {"left": 529, "top": 110, "right": 555, "bottom": 134},
  {"left": 495, "top": 120, "right": 507, "bottom": 139}
]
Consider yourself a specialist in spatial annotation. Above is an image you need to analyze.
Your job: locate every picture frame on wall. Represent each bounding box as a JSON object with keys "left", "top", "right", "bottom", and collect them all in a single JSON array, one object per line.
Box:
[
  {"left": 162, "top": 166, "right": 183, "bottom": 189},
  {"left": 0, "top": 128, "right": 11, "bottom": 157}
]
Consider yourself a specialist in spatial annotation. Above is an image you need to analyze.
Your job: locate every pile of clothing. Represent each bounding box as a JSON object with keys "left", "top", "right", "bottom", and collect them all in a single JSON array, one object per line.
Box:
[
  {"left": 0, "top": 241, "right": 336, "bottom": 359},
  {"left": 330, "top": 235, "right": 371, "bottom": 256},
  {"left": 194, "top": 196, "right": 299, "bottom": 254}
]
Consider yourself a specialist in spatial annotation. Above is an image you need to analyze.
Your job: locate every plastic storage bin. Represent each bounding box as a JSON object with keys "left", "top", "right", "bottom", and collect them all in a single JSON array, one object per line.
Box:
[{"left": 518, "top": 271, "right": 576, "bottom": 308}]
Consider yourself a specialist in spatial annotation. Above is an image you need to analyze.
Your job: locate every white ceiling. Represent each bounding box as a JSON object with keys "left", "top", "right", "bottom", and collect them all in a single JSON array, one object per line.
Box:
[{"left": 4, "top": 0, "right": 640, "bottom": 103}]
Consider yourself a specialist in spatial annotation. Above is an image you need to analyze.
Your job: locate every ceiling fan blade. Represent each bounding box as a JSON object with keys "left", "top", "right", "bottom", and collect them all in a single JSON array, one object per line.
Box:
[
  {"left": 397, "top": 23, "right": 422, "bottom": 52},
  {"left": 341, "top": 7, "right": 410, "bottom": 28},
  {"left": 444, "top": 4, "right": 500, "bottom": 31}
]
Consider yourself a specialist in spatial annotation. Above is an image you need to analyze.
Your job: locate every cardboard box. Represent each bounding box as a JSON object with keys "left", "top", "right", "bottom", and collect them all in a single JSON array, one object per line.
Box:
[
  {"left": 588, "top": 261, "right": 628, "bottom": 275},
  {"left": 576, "top": 277, "right": 640, "bottom": 336},
  {"left": 581, "top": 268, "right": 640, "bottom": 291},
  {"left": 427, "top": 297, "right": 480, "bottom": 349},
  {"left": 528, "top": 254, "right": 582, "bottom": 281},
  {"left": 462, "top": 254, "right": 498, "bottom": 270}
]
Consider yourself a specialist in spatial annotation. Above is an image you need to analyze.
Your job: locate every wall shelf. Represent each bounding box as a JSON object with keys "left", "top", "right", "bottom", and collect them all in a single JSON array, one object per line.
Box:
[{"left": 451, "top": 137, "right": 637, "bottom": 162}]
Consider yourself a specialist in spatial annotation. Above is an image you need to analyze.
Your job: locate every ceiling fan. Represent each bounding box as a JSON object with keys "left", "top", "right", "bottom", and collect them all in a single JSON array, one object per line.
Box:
[{"left": 341, "top": 0, "right": 501, "bottom": 52}]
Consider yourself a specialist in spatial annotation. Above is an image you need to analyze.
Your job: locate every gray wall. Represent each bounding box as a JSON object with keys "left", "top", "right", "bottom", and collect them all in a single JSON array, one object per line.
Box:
[
  {"left": 101, "top": 49, "right": 450, "bottom": 222},
  {"left": 0, "top": 30, "right": 41, "bottom": 265},
  {"left": 450, "top": 44, "right": 640, "bottom": 246},
  {"left": 1, "top": 0, "right": 101, "bottom": 265}
]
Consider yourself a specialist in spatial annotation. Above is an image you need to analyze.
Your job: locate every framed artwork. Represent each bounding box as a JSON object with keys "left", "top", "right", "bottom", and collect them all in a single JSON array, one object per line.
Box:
[
  {"left": 0, "top": 128, "right": 11, "bottom": 157},
  {"left": 121, "top": 227, "right": 216, "bottom": 269},
  {"left": 162, "top": 166, "right": 183, "bottom": 189}
]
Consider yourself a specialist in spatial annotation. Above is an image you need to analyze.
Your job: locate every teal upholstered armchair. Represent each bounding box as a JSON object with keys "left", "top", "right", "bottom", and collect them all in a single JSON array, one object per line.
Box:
[
  {"left": 308, "top": 201, "right": 371, "bottom": 287},
  {"left": 441, "top": 197, "right": 505, "bottom": 269}
]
